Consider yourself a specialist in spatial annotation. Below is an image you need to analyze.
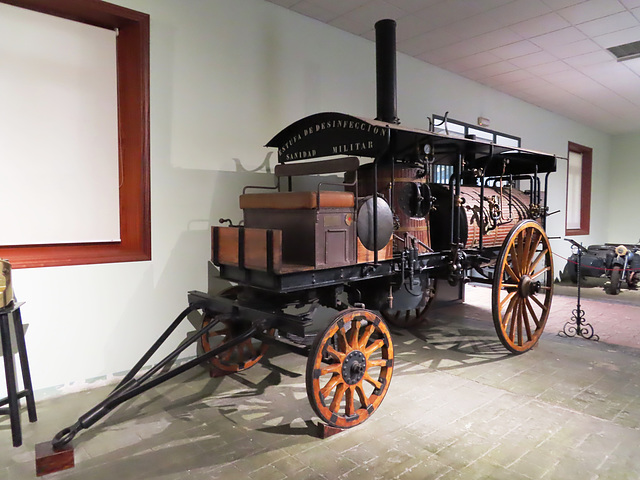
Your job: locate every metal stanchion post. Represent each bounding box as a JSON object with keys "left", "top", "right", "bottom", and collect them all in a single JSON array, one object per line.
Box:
[{"left": 559, "top": 239, "right": 599, "bottom": 341}]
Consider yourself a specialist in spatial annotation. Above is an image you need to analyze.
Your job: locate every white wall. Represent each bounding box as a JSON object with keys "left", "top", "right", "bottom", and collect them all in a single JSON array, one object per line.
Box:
[
  {"left": 7, "top": 0, "right": 615, "bottom": 397},
  {"left": 608, "top": 132, "right": 640, "bottom": 244}
]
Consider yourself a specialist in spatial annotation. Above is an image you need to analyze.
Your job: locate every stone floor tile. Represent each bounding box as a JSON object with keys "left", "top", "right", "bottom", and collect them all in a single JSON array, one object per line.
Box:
[
  {"left": 269, "top": 454, "right": 308, "bottom": 476},
  {"left": 247, "top": 464, "right": 287, "bottom": 480},
  {"left": 434, "top": 432, "right": 497, "bottom": 471},
  {"left": 509, "top": 449, "right": 560, "bottom": 478},
  {"left": 458, "top": 458, "right": 526, "bottom": 479},
  {"left": 293, "top": 466, "right": 330, "bottom": 479},
  {"left": 394, "top": 457, "right": 451, "bottom": 480}
]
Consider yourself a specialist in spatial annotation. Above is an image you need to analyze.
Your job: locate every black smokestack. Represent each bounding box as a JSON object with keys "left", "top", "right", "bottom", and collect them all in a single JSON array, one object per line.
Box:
[{"left": 375, "top": 19, "right": 399, "bottom": 124}]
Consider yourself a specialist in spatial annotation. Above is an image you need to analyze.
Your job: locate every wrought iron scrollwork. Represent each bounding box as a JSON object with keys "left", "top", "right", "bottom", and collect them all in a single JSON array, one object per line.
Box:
[{"left": 560, "top": 307, "right": 599, "bottom": 341}]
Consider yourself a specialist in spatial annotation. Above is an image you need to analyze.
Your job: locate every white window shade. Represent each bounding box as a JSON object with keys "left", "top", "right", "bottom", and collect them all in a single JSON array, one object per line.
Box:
[{"left": 0, "top": 3, "right": 120, "bottom": 246}]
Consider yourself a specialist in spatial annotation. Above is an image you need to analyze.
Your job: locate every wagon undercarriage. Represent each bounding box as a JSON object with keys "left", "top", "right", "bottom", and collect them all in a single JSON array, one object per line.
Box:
[{"left": 51, "top": 211, "right": 554, "bottom": 449}]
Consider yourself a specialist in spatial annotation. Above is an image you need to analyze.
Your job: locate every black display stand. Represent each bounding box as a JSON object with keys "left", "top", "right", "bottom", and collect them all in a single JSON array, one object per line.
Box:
[
  {"left": 1, "top": 302, "right": 37, "bottom": 447},
  {"left": 559, "top": 240, "right": 599, "bottom": 341}
]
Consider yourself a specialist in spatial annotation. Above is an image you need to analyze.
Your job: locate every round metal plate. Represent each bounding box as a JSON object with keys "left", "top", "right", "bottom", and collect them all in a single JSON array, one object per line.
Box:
[{"left": 357, "top": 196, "right": 393, "bottom": 251}]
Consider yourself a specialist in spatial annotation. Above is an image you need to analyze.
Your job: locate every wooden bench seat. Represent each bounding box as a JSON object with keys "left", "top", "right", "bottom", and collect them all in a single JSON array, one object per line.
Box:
[{"left": 239, "top": 191, "right": 354, "bottom": 210}]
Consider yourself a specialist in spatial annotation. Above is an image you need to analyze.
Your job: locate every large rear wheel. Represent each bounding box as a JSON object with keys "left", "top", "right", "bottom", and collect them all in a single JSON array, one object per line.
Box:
[
  {"left": 381, "top": 277, "right": 437, "bottom": 328},
  {"left": 492, "top": 220, "right": 553, "bottom": 354}
]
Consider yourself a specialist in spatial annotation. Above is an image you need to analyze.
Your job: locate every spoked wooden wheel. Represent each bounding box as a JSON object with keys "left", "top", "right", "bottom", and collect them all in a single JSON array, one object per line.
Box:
[
  {"left": 306, "top": 309, "right": 393, "bottom": 429},
  {"left": 492, "top": 220, "right": 554, "bottom": 353},
  {"left": 201, "top": 313, "right": 270, "bottom": 373},
  {"left": 381, "top": 278, "right": 437, "bottom": 328},
  {"left": 201, "top": 286, "right": 269, "bottom": 373}
]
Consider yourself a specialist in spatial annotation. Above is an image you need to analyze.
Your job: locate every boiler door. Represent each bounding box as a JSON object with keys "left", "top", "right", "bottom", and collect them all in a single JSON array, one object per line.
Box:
[{"left": 397, "top": 182, "right": 432, "bottom": 218}]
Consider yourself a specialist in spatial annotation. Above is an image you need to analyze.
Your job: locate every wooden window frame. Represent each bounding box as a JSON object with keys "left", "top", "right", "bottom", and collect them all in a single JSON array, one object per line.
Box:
[
  {"left": 0, "top": 0, "right": 150, "bottom": 268},
  {"left": 565, "top": 141, "right": 592, "bottom": 236}
]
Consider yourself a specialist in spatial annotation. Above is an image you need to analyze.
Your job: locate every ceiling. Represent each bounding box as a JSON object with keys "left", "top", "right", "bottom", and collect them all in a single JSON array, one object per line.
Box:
[{"left": 265, "top": 0, "right": 640, "bottom": 135}]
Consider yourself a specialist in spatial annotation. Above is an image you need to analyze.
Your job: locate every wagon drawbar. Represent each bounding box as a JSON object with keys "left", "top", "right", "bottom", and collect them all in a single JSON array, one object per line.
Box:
[{"left": 37, "top": 19, "right": 557, "bottom": 476}]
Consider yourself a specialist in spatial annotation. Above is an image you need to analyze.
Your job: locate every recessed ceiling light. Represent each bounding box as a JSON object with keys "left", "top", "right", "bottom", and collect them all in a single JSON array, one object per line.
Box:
[{"left": 607, "top": 40, "right": 640, "bottom": 62}]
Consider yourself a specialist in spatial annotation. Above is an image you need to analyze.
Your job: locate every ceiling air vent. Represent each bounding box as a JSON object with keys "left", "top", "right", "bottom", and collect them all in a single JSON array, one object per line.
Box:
[{"left": 607, "top": 40, "right": 640, "bottom": 62}]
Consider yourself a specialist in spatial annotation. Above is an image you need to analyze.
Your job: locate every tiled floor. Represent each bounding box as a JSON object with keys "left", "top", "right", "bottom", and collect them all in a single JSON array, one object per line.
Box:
[{"left": 4, "top": 284, "right": 640, "bottom": 479}]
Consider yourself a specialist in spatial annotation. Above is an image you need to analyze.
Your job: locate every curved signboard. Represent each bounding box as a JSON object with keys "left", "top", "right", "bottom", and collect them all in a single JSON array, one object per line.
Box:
[{"left": 266, "top": 112, "right": 389, "bottom": 162}]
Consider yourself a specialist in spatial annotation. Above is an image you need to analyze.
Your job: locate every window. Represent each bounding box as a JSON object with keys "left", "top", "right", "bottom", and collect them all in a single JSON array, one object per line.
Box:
[
  {"left": 431, "top": 115, "right": 521, "bottom": 184},
  {"left": 0, "top": 0, "right": 150, "bottom": 268},
  {"left": 565, "top": 142, "right": 592, "bottom": 236},
  {"left": 431, "top": 115, "right": 521, "bottom": 147}
]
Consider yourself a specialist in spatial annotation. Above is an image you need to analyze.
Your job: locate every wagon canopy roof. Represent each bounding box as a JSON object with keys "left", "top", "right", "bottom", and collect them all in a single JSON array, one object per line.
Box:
[{"left": 266, "top": 112, "right": 556, "bottom": 175}]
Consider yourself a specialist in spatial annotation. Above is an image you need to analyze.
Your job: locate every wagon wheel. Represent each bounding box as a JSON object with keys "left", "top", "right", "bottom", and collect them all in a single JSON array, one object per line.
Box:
[
  {"left": 492, "top": 220, "right": 553, "bottom": 354},
  {"left": 201, "top": 286, "right": 270, "bottom": 373},
  {"left": 381, "top": 278, "right": 437, "bottom": 328},
  {"left": 305, "top": 309, "right": 393, "bottom": 429}
]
